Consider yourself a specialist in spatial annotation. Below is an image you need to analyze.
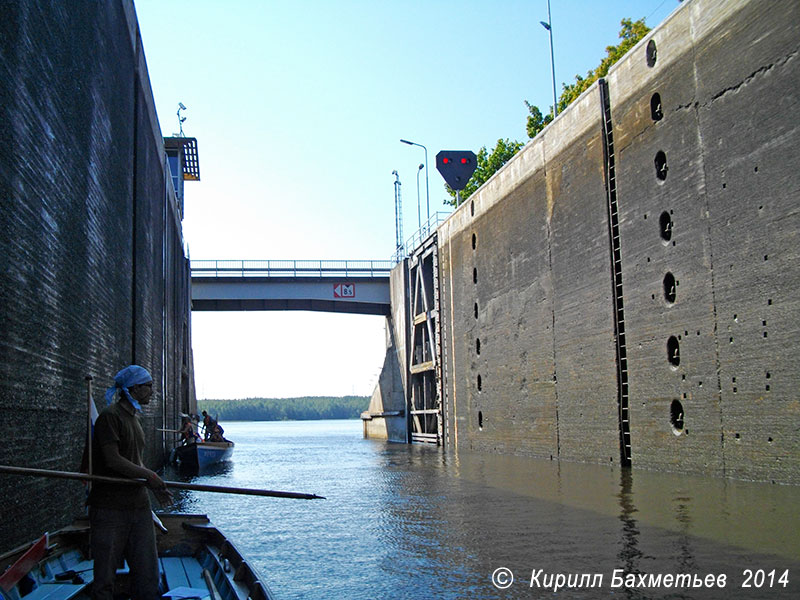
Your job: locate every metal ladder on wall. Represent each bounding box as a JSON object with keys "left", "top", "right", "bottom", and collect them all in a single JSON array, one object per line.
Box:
[
  {"left": 600, "top": 78, "right": 632, "bottom": 466},
  {"left": 407, "top": 235, "right": 444, "bottom": 445}
]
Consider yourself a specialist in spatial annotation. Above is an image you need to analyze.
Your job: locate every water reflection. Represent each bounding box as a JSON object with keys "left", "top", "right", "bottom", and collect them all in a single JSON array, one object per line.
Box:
[
  {"left": 617, "top": 468, "right": 643, "bottom": 595},
  {"left": 163, "top": 421, "right": 800, "bottom": 599}
]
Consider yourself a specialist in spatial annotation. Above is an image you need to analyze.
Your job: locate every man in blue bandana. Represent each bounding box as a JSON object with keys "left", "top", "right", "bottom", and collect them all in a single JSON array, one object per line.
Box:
[{"left": 87, "top": 365, "right": 171, "bottom": 599}]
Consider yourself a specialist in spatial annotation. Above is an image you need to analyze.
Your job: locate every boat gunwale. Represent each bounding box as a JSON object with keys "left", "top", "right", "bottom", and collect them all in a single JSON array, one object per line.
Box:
[{"left": 0, "top": 513, "right": 274, "bottom": 600}]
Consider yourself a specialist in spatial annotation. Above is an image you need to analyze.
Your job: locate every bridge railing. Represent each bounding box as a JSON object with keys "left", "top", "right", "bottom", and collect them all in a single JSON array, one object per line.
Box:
[{"left": 191, "top": 259, "right": 394, "bottom": 278}]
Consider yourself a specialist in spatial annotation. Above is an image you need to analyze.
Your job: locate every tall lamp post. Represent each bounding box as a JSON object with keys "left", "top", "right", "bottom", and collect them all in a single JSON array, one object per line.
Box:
[
  {"left": 416, "top": 163, "right": 424, "bottom": 233},
  {"left": 400, "top": 139, "right": 429, "bottom": 225},
  {"left": 540, "top": 0, "right": 558, "bottom": 117}
]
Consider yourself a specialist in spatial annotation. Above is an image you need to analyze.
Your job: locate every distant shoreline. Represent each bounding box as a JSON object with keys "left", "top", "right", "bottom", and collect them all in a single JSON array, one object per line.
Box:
[{"left": 198, "top": 396, "right": 369, "bottom": 422}]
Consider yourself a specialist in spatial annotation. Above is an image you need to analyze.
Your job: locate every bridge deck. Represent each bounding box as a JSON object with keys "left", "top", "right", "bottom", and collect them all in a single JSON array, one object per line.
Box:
[{"left": 190, "top": 261, "right": 393, "bottom": 315}]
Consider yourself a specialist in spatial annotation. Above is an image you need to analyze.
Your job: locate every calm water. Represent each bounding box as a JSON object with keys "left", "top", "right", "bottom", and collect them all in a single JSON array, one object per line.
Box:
[{"left": 164, "top": 420, "right": 800, "bottom": 599}]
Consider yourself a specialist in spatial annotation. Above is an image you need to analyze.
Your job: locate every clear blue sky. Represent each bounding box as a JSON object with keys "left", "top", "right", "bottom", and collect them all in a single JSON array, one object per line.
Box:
[{"left": 134, "top": 0, "right": 681, "bottom": 400}]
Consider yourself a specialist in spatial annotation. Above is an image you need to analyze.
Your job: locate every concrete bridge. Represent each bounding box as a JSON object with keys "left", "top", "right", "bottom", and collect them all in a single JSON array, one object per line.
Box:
[{"left": 190, "top": 260, "right": 393, "bottom": 315}]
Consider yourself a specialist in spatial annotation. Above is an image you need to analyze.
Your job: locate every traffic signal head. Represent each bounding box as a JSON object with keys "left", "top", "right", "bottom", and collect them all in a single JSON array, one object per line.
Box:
[{"left": 436, "top": 150, "right": 477, "bottom": 191}]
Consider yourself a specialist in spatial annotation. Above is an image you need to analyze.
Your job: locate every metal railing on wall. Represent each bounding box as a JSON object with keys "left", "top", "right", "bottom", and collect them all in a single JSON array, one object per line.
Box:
[
  {"left": 393, "top": 211, "right": 451, "bottom": 263},
  {"left": 190, "top": 259, "right": 394, "bottom": 278}
]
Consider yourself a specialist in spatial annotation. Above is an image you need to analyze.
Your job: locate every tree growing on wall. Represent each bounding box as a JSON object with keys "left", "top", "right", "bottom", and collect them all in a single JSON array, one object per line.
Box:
[
  {"left": 444, "top": 17, "right": 652, "bottom": 205},
  {"left": 526, "top": 18, "right": 651, "bottom": 137}
]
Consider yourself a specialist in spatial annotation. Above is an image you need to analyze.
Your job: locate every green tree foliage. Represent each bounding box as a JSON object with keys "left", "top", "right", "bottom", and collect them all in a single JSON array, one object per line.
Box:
[
  {"left": 526, "top": 18, "right": 651, "bottom": 138},
  {"left": 198, "top": 396, "right": 370, "bottom": 421},
  {"left": 524, "top": 102, "right": 553, "bottom": 139},
  {"left": 444, "top": 138, "right": 524, "bottom": 205},
  {"left": 443, "top": 18, "right": 651, "bottom": 206}
]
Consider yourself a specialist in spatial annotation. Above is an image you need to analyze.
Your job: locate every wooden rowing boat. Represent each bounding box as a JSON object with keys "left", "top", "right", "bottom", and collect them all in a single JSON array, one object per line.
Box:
[
  {"left": 0, "top": 513, "right": 275, "bottom": 600},
  {"left": 171, "top": 441, "right": 235, "bottom": 470}
]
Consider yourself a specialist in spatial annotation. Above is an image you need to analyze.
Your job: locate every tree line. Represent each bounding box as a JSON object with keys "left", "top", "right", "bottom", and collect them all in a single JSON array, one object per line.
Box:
[{"left": 198, "top": 396, "right": 370, "bottom": 422}]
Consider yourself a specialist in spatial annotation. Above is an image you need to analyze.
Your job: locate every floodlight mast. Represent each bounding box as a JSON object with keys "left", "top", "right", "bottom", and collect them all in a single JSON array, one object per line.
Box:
[
  {"left": 392, "top": 170, "right": 403, "bottom": 257},
  {"left": 177, "top": 102, "right": 187, "bottom": 136}
]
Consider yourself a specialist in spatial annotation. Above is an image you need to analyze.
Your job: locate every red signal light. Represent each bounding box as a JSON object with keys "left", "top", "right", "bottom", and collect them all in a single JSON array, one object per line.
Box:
[{"left": 435, "top": 150, "right": 477, "bottom": 191}]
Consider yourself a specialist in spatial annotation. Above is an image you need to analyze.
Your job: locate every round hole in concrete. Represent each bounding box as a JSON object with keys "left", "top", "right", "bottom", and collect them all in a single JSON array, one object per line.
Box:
[
  {"left": 663, "top": 272, "right": 676, "bottom": 304},
  {"left": 655, "top": 151, "right": 668, "bottom": 180},
  {"left": 667, "top": 336, "right": 680, "bottom": 367},
  {"left": 670, "top": 400, "right": 684, "bottom": 435},
  {"left": 646, "top": 40, "right": 658, "bottom": 67},
  {"left": 650, "top": 93, "right": 663, "bottom": 121},
  {"left": 659, "top": 211, "right": 673, "bottom": 242}
]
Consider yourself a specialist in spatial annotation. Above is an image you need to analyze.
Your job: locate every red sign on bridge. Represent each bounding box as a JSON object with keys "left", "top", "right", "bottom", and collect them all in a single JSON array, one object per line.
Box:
[{"left": 333, "top": 283, "right": 355, "bottom": 298}]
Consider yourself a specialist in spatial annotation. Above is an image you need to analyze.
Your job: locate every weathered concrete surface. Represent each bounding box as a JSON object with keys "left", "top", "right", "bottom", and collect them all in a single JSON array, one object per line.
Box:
[
  {"left": 364, "top": 261, "right": 409, "bottom": 441},
  {"left": 693, "top": 0, "right": 800, "bottom": 482},
  {"left": 362, "top": 321, "right": 407, "bottom": 441},
  {"left": 430, "top": 0, "right": 800, "bottom": 484},
  {"left": 438, "top": 85, "right": 620, "bottom": 462},
  {"left": 0, "top": 0, "right": 195, "bottom": 550},
  {"left": 608, "top": 0, "right": 800, "bottom": 480},
  {"left": 609, "top": 2, "right": 725, "bottom": 477}
]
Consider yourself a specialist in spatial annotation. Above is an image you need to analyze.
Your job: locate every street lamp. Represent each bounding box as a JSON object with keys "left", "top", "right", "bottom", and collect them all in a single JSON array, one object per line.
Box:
[
  {"left": 540, "top": 0, "right": 558, "bottom": 117},
  {"left": 416, "top": 163, "right": 424, "bottom": 232},
  {"left": 400, "top": 139, "right": 429, "bottom": 224}
]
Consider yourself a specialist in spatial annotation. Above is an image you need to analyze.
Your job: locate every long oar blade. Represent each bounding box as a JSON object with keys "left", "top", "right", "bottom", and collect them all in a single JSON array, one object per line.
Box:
[
  {"left": 167, "top": 480, "right": 325, "bottom": 500},
  {"left": 0, "top": 465, "right": 325, "bottom": 500}
]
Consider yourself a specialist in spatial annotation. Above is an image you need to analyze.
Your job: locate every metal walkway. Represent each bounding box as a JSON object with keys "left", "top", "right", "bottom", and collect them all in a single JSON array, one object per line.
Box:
[{"left": 190, "top": 260, "right": 393, "bottom": 315}]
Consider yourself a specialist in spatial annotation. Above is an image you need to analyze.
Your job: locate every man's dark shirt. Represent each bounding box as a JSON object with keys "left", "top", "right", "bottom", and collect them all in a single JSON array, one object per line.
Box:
[{"left": 87, "top": 401, "right": 150, "bottom": 509}]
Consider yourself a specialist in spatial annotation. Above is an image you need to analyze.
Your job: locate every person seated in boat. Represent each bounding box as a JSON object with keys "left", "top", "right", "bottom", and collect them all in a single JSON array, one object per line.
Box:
[
  {"left": 88, "top": 365, "right": 172, "bottom": 600},
  {"left": 201, "top": 410, "right": 216, "bottom": 440},
  {"left": 179, "top": 415, "right": 200, "bottom": 445},
  {"left": 209, "top": 422, "right": 227, "bottom": 442}
]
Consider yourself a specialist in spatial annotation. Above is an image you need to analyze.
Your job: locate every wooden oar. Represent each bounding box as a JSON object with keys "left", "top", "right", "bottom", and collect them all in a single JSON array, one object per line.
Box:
[{"left": 0, "top": 465, "right": 325, "bottom": 500}]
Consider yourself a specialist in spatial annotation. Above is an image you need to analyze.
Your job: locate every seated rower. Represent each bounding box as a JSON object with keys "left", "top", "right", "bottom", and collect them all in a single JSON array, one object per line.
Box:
[
  {"left": 201, "top": 410, "right": 215, "bottom": 441},
  {"left": 209, "top": 423, "right": 226, "bottom": 443},
  {"left": 179, "top": 416, "right": 200, "bottom": 446}
]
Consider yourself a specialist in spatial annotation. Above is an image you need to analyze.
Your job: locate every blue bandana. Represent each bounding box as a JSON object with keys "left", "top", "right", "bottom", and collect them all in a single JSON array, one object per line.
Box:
[{"left": 105, "top": 365, "right": 153, "bottom": 412}]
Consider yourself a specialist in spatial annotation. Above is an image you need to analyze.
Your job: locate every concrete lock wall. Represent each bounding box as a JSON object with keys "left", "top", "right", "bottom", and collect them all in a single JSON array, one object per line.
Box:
[
  {"left": 432, "top": 0, "right": 800, "bottom": 484},
  {"left": 363, "top": 260, "right": 409, "bottom": 441},
  {"left": 0, "top": 0, "right": 196, "bottom": 550}
]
